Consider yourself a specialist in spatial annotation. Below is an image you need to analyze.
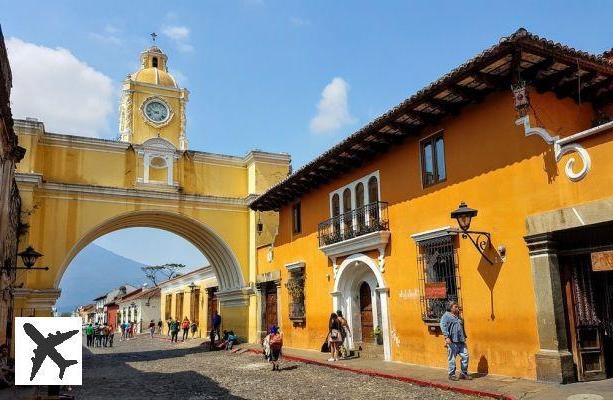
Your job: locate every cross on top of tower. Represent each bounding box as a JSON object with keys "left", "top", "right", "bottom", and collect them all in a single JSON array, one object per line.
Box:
[{"left": 150, "top": 32, "right": 157, "bottom": 43}]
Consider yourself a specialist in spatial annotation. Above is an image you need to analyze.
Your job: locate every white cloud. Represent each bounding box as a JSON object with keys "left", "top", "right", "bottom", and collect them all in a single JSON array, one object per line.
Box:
[
  {"left": 309, "top": 77, "right": 356, "bottom": 134},
  {"left": 162, "top": 25, "right": 189, "bottom": 41},
  {"left": 161, "top": 25, "right": 193, "bottom": 53},
  {"left": 6, "top": 38, "right": 114, "bottom": 138},
  {"left": 290, "top": 17, "right": 310, "bottom": 27},
  {"left": 89, "top": 24, "right": 122, "bottom": 46}
]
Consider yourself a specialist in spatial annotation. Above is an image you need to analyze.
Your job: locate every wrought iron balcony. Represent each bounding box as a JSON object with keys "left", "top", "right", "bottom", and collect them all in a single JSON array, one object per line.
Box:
[{"left": 318, "top": 201, "right": 389, "bottom": 247}]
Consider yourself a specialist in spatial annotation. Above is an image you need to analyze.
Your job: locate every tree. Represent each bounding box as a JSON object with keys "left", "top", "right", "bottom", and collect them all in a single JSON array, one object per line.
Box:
[{"left": 141, "top": 263, "right": 186, "bottom": 287}]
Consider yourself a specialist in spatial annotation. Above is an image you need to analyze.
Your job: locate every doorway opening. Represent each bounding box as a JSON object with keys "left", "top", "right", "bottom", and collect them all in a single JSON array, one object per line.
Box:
[{"left": 557, "top": 222, "right": 613, "bottom": 381}]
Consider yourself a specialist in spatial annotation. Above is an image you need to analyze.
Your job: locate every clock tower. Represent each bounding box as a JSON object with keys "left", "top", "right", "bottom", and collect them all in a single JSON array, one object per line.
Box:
[{"left": 119, "top": 44, "right": 189, "bottom": 150}]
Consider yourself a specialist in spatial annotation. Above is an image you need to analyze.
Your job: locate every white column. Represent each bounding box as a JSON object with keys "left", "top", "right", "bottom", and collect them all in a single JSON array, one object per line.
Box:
[
  {"left": 166, "top": 156, "right": 174, "bottom": 186},
  {"left": 143, "top": 154, "right": 150, "bottom": 183},
  {"left": 375, "top": 287, "right": 391, "bottom": 361}
]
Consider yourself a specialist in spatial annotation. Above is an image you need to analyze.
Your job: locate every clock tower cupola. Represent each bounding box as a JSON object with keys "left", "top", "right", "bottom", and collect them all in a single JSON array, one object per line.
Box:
[{"left": 119, "top": 43, "right": 189, "bottom": 150}]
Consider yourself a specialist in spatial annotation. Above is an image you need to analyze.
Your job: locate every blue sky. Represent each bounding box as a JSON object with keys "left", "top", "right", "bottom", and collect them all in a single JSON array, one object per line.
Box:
[{"left": 2, "top": 1, "right": 611, "bottom": 266}]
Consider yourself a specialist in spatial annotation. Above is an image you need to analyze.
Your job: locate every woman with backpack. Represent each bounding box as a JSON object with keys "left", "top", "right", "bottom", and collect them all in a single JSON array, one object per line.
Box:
[
  {"left": 327, "top": 313, "right": 343, "bottom": 362},
  {"left": 181, "top": 317, "right": 190, "bottom": 341},
  {"left": 266, "top": 325, "right": 283, "bottom": 371}
]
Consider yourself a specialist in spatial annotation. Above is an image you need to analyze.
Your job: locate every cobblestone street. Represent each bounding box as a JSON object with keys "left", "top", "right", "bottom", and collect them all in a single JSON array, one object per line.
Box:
[{"left": 70, "top": 335, "right": 481, "bottom": 400}]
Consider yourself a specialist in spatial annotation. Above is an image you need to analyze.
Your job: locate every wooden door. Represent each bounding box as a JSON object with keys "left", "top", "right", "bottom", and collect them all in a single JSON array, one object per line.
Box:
[
  {"left": 360, "top": 282, "right": 374, "bottom": 342},
  {"left": 264, "top": 284, "right": 278, "bottom": 331},
  {"left": 562, "top": 254, "right": 607, "bottom": 381}
]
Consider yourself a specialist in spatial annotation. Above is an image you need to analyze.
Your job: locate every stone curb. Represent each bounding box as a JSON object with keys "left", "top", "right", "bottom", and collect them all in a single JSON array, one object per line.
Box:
[{"left": 244, "top": 348, "right": 514, "bottom": 400}]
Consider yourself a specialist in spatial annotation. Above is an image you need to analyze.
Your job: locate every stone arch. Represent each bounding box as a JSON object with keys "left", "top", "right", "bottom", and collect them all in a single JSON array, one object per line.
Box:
[
  {"left": 53, "top": 210, "right": 245, "bottom": 292},
  {"left": 332, "top": 253, "right": 391, "bottom": 361}
]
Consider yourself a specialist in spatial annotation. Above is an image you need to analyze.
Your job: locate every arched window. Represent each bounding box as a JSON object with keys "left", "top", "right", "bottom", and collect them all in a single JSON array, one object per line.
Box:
[
  {"left": 331, "top": 194, "right": 340, "bottom": 217},
  {"left": 368, "top": 176, "right": 380, "bottom": 226},
  {"left": 356, "top": 182, "right": 366, "bottom": 232},
  {"left": 342, "top": 188, "right": 353, "bottom": 235},
  {"left": 368, "top": 176, "right": 379, "bottom": 204},
  {"left": 152, "top": 57, "right": 158, "bottom": 68}
]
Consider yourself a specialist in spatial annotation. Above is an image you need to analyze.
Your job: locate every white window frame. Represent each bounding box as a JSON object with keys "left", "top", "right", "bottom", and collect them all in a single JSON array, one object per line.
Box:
[{"left": 328, "top": 171, "right": 381, "bottom": 236}]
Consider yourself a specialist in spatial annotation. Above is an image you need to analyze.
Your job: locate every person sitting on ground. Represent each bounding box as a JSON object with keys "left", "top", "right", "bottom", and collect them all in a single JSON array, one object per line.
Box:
[
  {"left": 0, "top": 345, "right": 14, "bottom": 387},
  {"left": 266, "top": 326, "right": 283, "bottom": 371},
  {"left": 190, "top": 320, "right": 198, "bottom": 338},
  {"left": 225, "top": 331, "right": 238, "bottom": 350},
  {"left": 181, "top": 317, "right": 190, "bottom": 341},
  {"left": 216, "top": 330, "right": 230, "bottom": 349}
]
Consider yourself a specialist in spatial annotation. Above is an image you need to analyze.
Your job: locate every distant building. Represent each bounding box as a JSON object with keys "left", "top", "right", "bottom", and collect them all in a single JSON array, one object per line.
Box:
[
  {"left": 117, "top": 286, "right": 161, "bottom": 334},
  {"left": 93, "top": 285, "right": 137, "bottom": 324},
  {"left": 158, "top": 267, "right": 217, "bottom": 338},
  {"left": 77, "top": 304, "right": 96, "bottom": 324}
]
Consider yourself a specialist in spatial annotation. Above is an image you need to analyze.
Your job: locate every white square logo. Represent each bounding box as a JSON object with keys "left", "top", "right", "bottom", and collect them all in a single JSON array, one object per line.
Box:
[{"left": 15, "top": 317, "right": 82, "bottom": 385}]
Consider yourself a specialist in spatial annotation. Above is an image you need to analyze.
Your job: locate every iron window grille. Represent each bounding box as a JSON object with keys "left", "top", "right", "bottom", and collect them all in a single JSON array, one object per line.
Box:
[
  {"left": 318, "top": 201, "right": 389, "bottom": 247},
  {"left": 417, "top": 235, "right": 461, "bottom": 323},
  {"left": 286, "top": 269, "right": 305, "bottom": 323}
]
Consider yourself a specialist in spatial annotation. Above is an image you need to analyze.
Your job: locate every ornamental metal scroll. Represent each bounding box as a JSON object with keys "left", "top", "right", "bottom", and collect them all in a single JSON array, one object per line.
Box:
[{"left": 515, "top": 116, "right": 591, "bottom": 182}]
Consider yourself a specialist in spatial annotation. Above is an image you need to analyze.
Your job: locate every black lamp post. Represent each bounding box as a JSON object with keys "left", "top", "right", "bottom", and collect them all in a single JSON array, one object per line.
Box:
[
  {"left": 188, "top": 282, "right": 197, "bottom": 293},
  {"left": 14, "top": 246, "right": 49, "bottom": 271},
  {"left": 256, "top": 213, "right": 263, "bottom": 236},
  {"left": 450, "top": 202, "right": 494, "bottom": 264}
]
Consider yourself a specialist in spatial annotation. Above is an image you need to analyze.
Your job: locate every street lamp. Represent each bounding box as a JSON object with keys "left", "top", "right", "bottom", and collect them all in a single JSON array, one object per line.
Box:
[
  {"left": 450, "top": 202, "right": 494, "bottom": 264},
  {"left": 14, "top": 246, "right": 49, "bottom": 271},
  {"left": 188, "top": 282, "right": 198, "bottom": 293},
  {"left": 256, "top": 213, "right": 263, "bottom": 236}
]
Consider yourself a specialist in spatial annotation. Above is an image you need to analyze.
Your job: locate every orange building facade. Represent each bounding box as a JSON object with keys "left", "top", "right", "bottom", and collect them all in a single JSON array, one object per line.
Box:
[{"left": 251, "top": 30, "right": 613, "bottom": 383}]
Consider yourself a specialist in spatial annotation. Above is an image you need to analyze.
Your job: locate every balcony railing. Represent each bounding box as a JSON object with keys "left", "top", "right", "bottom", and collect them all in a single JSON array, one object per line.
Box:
[{"left": 318, "top": 201, "right": 389, "bottom": 247}]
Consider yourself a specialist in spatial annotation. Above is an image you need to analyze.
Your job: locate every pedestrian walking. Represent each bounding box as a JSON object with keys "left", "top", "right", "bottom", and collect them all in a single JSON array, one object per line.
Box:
[
  {"left": 440, "top": 301, "right": 471, "bottom": 381},
  {"left": 149, "top": 320, "right": 156, "bottom": 338},
  {"left": 107, "top": 325, "right": 114, "bottom": 347},
  {"left": 102, "top": 324, "right": 109, "bottom": 347},
  {"left": 166, "top": 318, "right": 172, "bottom": 336},
  {"left": 170, "top": 319, "right": 180, "bottom": 343},
  {"left": 190, "top": 320, "right": 198, "bottom": 338},
  {"left": 85, "top": 323, "right": 94, "bottom": 347},
  {"left": 209, "top": 328, "right": 216, "bottom": 351},
  {"left": 327, "top": 313, "right": 343, "bottom": 362},
  {"left": 336, "top": 310, "right": 351, "bottom": 359},
  {"left": 120, "top": 322, "right": 126, "bottom": 341},
  {"left": 157, "top": 320, "right": 163, "bottom": 334},
  {"left": 265, "top": 325, "right": 283, "bottom": 371},
  {"left": 181, "top": 317, "right": 190, "bottom": 341}
]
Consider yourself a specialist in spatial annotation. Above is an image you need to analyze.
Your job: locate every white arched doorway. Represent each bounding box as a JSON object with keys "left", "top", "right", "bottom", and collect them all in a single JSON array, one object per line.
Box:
[{"left": 331, "top": 253, "right": 391, "bottom": 361}]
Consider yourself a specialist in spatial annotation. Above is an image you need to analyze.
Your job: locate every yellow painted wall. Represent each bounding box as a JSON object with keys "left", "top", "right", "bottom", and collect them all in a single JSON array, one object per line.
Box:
[{"left": 257, "top": 89, "right": 612, "bottom": 379}]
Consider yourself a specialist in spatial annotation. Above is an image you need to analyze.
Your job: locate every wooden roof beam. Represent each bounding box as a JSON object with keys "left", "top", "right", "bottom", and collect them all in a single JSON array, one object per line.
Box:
[
  {"left": 450, "top": 85, "right": 488, "bottom": 102},
  {"left": 581, "top": 77, "right": 612, "bottom": 101},
  {"left": 409, "top": 109, "right": 442, "bottom": 125},
  {"left": 473, "top": 71, "right": 509, "bottom": 88},
  {"left": 387, "top": 121, "right": 418, "bottom": 135},
  {"left": 556, "top": 71, "right": 597, "bottom": 99},
  {"left": 520, "top": 56, "right": 556, "bottom": 82},
  {"left": 534, "top": 64, "right": 576, "bottom": 93},
  {"left": 429, "top": 98, "right": 462, "bottom": 116}
]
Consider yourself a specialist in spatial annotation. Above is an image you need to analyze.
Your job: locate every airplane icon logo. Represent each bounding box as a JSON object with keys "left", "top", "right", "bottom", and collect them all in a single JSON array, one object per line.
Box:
[
  {"left": 15, "top": 317, "right": 82, "bottom": 385},
  {"left": 23, "top": 323, "right": 79, "bottom": 380}
]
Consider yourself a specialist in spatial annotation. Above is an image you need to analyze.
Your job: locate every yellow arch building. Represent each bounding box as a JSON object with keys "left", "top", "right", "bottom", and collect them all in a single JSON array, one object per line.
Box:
[{"left": 13, "top": 45, "right": 290, "bottom": 341}]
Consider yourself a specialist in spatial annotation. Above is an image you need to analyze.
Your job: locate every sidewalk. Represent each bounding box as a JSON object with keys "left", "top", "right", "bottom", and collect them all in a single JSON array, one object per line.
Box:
[{"left": 242, "top": 345, "right": 612, "bottom": 400}]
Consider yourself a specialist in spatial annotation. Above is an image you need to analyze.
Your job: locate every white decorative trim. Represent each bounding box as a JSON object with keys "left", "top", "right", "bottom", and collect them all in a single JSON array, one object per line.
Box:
[
  {"left": 216, "top": 286, "right": 254, "bottom": 307},
  {"left": 140, "top": 96, "right": 174, "bottom": 128},
  {"left": 410, "top": 226, "right": 459, "bottom": 243},
  {"left": 158, "top": 266, "right": 215, "bottom": 291},
  {"left": 515, "top": 115, "right": 557, "bottom": 145},
  {"left": 320, "top": 231, "right": 390, "bottom": 273},
  {"left": 329, "top": 170, "right": 380, "bottom": 218},
  {"left": 284, "top": 261, "right": 305, "bottom": 272},
  {"left": 15, "top": 173, "right": 251, "bottom": 208},
  {"left": 515, "top": 116, "right": 613, "bottom": 182}
]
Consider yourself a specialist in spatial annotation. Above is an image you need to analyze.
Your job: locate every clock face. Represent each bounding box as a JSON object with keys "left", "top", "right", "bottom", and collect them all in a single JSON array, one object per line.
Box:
[{"left": 144, "top": 100, "right": 169, "bottom": 123}]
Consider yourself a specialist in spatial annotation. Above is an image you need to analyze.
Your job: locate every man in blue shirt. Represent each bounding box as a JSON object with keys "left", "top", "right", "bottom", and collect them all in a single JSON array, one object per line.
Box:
[{"left": 440, "top": 301, "right": 471, "bottom": 381}]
